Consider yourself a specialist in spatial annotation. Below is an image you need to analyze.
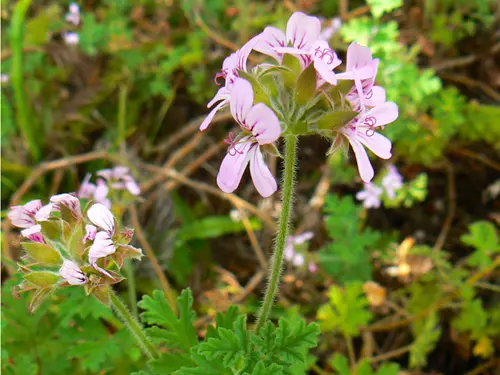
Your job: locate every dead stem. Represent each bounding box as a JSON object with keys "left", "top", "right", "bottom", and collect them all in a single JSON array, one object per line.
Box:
[{"left": 129, "top": 205, "right": 178, "bottom": 313}]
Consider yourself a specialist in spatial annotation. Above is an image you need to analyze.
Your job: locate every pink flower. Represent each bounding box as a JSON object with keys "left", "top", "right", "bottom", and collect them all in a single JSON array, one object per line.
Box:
[
  {"left": 88, "top": 231, "right": 116, "bottom": 271},
  {"left": 77, "top": 174, "right": 96, "bottom": 199},
  {"left": 356, "top": 183, "right": 383, "bottom": 209},
  {"left": 382, "top": 165, "right": 403, "bottom": 198},
  {"left": 50, "top": 193, "right": 82, "bottom": 219},
  {"left": 308, "top": 262, "right": 318, "bottom": 273},
  {"left": 97, "top": 166, "right": 140, "bottom": 196},
  {"left": 319, "top": 18, "right": 342, "bottom": 41},
  {"left": 336, "top": 42, "right": 380, "bottom": 109},
  {"left": 59, "top": 259, "right": 87, "bottom": 285},
  {"left": 8, "top": 200, "right": 42, "bottom": 228},
  {"left": 64, "top": 32, "right": 79, "bottom": 45},
  {"left": 284, "top": 232, "right": 314, "bottom": 268},
  {"left": 216, "top": 78, "right": 281, "bottom": 197},
  {"left": 65, "top": 3, "right": 80, "bottom": 25},
  {"left": 200, "top": 37, "right": 259, "bottom": 131},
  {"left": 340, "top": 102, "right": 398, "bottom": 182},
  {"left": 35, "top": 204, "right": 53, "bottom": 222},
  {"left": 87, "top": 203, "right": 115, "bottom": 234},
  {"left": 254, "top": 12, "right": 321, "bottom": 67},
  {"left": 21, "top": 225, "right": 44, "bottom": 243},
  {"left": 83, "top": 224, "right": 97, "bottom": 242}
]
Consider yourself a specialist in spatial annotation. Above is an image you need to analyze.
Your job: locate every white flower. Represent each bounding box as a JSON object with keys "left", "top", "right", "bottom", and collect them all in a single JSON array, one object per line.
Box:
[
  {"left": 87, "top": 203, "right": 115, "bottom": 234},
  {"left": 59, "top": 259, "right": 87, "bottom": 285}
]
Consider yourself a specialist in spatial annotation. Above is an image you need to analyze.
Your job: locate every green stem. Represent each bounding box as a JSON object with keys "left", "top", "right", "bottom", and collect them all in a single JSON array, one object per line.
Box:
[
  {"left": 255, "top": 135, "right": 298, "bottom": 330},
  {"left": 117, "top": 84, "right": 128, "bottom": 153},
  {"left": 109, "top": 289, "right": 158, "bottom": 360},
  {"left": 11, "top": 0, "right": 39, "bottom": 160},
  {"left": 124, "top": 260, "right": 138, "bottom": 317}
]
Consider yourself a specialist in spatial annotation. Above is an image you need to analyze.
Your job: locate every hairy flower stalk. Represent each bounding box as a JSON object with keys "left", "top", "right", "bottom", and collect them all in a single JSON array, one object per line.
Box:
[
  {"left": 109, "top": 290, "right": 159, "bottom": 360},
  {"left": 256, "top": 135, "right": 297, "bottom": 330}
]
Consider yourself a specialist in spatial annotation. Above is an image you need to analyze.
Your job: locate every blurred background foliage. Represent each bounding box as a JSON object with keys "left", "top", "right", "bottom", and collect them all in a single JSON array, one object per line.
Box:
[{"left": 1, "top": 0, "right": 500, "bottom": 374}]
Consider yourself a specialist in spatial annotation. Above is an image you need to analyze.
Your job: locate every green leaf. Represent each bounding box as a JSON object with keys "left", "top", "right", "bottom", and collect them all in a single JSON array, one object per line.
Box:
[
  {"left": 318, "top": 283, "right": 373, "bottom": 337},
  {"left": 274, "top": 318, "right": 320, "bottom": 363},
  {"left": 249, "top": 361, "right": 283, "bottom": 375},
  {"left": 317, "top": 110, "right": 358, "bottom": 131},
  {"left": 23, "top": 271, "right": 59, "bottom": 287},
  {"left": 461, "top": 222, "right": 499, "bottom": 251},
  {"left": 206, "top": 305, "right": 244, "bottom": 339},
  {"left": 150, "top": 352, "right": 194, "bottom": 374},
  {"left": 66, "top": 224, "right": 85, "bottom": 261},
  {"left": 330, "top": 354, "right": 350, "bottom": 375},
  {"left": 409, "top": 312, "right": 441, "bottom": 368},
  {"left": 367, "top": 0, "right": 403, "bottom": 18},
  {"left": 198, "top": 315, "right": 250, "bottom": 369},
  {"left": 139, "top": 289, "right": 198, "bottom": 350},
  {"left": 452, "top": 299, "right": 488, "bottom": 338},
  {"left": 21, "top": 242, "right": 62, "bottom": 265},
  {"left": 176, "top": 216, "right": 261, "bottom": 241},
  {"left": 295, "top": 64, "right": 317, "bottom": 106}
]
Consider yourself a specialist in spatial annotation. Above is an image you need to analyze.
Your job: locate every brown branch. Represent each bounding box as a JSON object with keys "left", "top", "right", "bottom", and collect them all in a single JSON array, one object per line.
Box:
[
  {"left": 129, "top": 205, "right": 177, "bottom": 313},
  {"left": 433, "top": 159, "right": 456, "bottom": 253},
  {"left": 368, "top": 344, "right": 412, "bottom": 363},
  {"left": 449, "top": 147, "right": 500, "bottom": 172},
  {"left": 439, "top": 73, "right": 500, "bottom": 102},
  {"left": 138, "top": 162, "right": 276, "bottom": 230}
]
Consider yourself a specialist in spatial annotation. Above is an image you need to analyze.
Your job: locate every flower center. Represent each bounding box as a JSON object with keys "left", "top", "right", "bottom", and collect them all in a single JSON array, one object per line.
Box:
[{"left": 314, "top": 47, "right": 336, "bottom": 64}]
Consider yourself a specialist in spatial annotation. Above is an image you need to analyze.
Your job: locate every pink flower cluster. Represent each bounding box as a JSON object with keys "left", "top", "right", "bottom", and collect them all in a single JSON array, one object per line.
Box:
[
  {"left": 201, "top": 12, "right": 399, "bottom": 197},
  {"left": 284, "top": 232, "right": 318, "bottom": 272},
  {"left": 9, "top": 193, "right": 142, "bottom": 289},
  {"left": 77, "top": 166, "right": 140, "bottom": 208},
  {"left": 356, "top": 165, "right": 404, "bottom": 208}
]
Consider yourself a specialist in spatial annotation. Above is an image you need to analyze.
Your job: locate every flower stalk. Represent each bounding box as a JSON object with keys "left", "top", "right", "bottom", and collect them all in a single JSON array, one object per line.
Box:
[
  {"left": 256, "top": 135, "right": 298, "bottom": 330},
  {"left": 109, "top": 289, "right": 158, "bottom": 360}
]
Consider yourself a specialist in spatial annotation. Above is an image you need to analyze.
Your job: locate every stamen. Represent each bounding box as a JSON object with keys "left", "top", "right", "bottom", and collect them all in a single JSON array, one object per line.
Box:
[
  {"left": 314, "top": 47, "right": 337, "bottom": 64},
  {"left": 224, "top": 132, "right": 245, "bottom": 156},
  {"left": 214, "top": 69, "right": 227, "bottom": 86},
  {"left": 365, "top": 89, "right": 373, "bottom": 99}
]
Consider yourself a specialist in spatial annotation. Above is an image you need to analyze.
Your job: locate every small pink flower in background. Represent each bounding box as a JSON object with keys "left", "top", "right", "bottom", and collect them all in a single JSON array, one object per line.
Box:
[
  {"left": 308, "top": 262, "right": 318, "bottom": 273},
  {"left": 200, "top": 37, "right": 258, "bottom": 131},
  {"left": 382, "top": 165, "right": 403, "bottom": 198},
  {"left": 340, "top": 102, "right": 398, "bottom": 182},
  {"left": 319, "top": 17, "right": 342, "bottom": 41},
  {"left": 97, "top": 166, "right": 141, "bottom": 196},
  {"left": 77, "top": 174, "right": 112, "bottom": 208},
  {"left": 356, "top": 183, "right": 383, "bottom": 209},
  {"left": 64, "top": 32, "right": 79, "bottom": 45},
  {"left": 65, "top": 3, "right": 80, "bottom": 25},
  {"left": 1, "top": 73, "right": 9, "bottom": 84},
  {"left": 216, "top": 78, "right": 281, "bottom": 197},
  {"left": 21, "top": 225, "right": 44, "bottom": 243},
  {"left": 59, "top": 259, "right": 87, "bottom": 285},
  {"left": 284, "top": 232, "right": 315, "bottom": 270}
]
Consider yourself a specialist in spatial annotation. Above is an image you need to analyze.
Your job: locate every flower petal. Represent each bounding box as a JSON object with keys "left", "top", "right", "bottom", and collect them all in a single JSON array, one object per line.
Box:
[
  {"left": 216, "top": 140, "right": 252, "bottom": 193},
  {"left": 346, "top": 42, "right": 373, "bottom": 71},
  {"left": 286, "top": 12, "right": 321, "bottom": 50},
  {"left": 50, "top": 193, "right": 82, "bottom": 219},
  {"left": 24, "top": 200, "right": 43, "bottom": 215},
  {"left": 8, "top": 207, "right": 35, "bottom": 228},
  {"left": 293, "top": 232, "right": 314, "bottom": 244},
  {"left": 21, "top": 224, "right": 44, "bottom": 243},
  {"left": 230, "top": 78, "right": 254, "bottom": 125},
  {"left": 254, "top": 26, "right": 286, "bottom": 62},
  {"left": 87, "top": 203, "right": 115, "bottom": 234},
  {"left": 59, "top": 259, "right": 87, "bottom": 285},
  {"left": 249, "top": 147, "right": 277, "bottom": 197},
  {"left": 200, "top": 100, "right": 228, "bottom": 131},
  {"left": 344, "top": 132, "right": 374, "bottom": 182},
  {"left": 245, "top": 103, "right": 281, "bottom": 144},
  {"left": 88, "top": 231, "right": 116, "bottom": 260},
  {"left": 83, "top": 224, "right": 97, "bottom": 242},
  {"left": 357, "top": 131, "right": 392, "bottom": 160},
  {"left": 94, "top": 179, "right": 110, "bottom": 201},
  {"left": 364, "top": 102, "right": 399, "bottom": 127},
  {"left": 34, "top": 204, "right": 53, "bottom": 222}
]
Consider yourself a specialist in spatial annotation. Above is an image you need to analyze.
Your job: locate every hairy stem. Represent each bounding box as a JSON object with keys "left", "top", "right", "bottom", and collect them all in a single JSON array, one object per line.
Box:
[
  {"left": 255, "top": 135, "right": 298, "bottom": 330},
  {"left": 109, "top": 289, "right": 158, "bottom": 360}
]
